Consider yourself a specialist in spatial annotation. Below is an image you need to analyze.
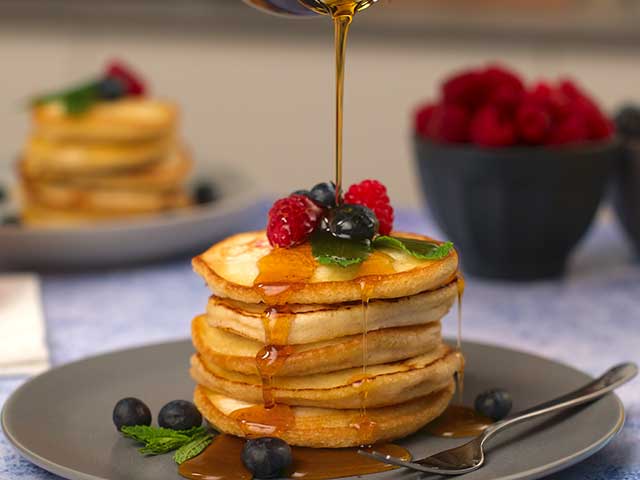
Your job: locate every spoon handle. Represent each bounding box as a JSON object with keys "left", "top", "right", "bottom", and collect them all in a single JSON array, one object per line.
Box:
[{"left": 483, "top": 362, "right": 638, "bottom": 440}]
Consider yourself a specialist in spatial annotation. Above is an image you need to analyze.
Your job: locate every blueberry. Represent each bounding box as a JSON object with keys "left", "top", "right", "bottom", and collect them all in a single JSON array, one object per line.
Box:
[
  {"left": 158, "top": 400, "right": 202, "bottom": 430},
  {"left": 1, "top": 215, "right": 20, "bottom": 226},
  {"left": 615, "top": 105, "right": 640, "bottom": 138},
  {"left": 292, "top": 189, "right": 311, "bottom": 198},
  {"left": 193, "top": 181, "right": 218, "bottom": 205},
  {"left": 475, "top": 389, "right": 512, "bottom": 421},
  {"left": 98, "top": 76, "right": 127, "bottom": 101},
  {"left": 113, "top": 397, "right": 152, "bottom": 431},
  {"left": 329, "top": 204, "right": 379, "bottom": 241},
  {"left": 318, "top": 210, "right": 333, "bottom": 232},
  {"left": 309, "top": 182, "right": 338, "bottom": 208},
  {"left": 241, "top": 437, "right": 292, "bottom": 479}
]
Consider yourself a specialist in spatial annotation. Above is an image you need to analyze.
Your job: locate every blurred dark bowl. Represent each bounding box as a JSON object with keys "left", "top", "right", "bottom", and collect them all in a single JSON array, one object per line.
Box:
[
  {"left": 414, "top": 137, "right": 618, "bottom": 280},
  {"left": 612, "top": 140, "right": 640, "bottom": 256}
]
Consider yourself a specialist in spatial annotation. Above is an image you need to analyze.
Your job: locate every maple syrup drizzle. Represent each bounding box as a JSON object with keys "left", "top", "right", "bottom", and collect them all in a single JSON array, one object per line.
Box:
[
  {"left": 332, "top": 4, "right": 354, "bottom": 204},
  {"left": 456, "top": 273, "right": 465, "bottom": 352},
  {"left": 227, "top": 248, "right": 313, "bottom": 437},
  {"left": 179, "top": 434, "right": 411, "bottom": 480},
  {"left": 256, "top": 308, "right": 294, "bottom": 408},
  {"left": 350, "top": 280, "right": 377, "bottom": 445},
  {"left": 426, "top": 405, "right": 493, "bottom": 439},
  {"left": 426, "top": 272, "right": 493, "bottom": 438}
]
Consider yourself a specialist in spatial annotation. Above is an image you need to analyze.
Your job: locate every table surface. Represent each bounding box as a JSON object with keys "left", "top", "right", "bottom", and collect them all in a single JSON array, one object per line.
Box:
[{"left": 1, "top": 206, "right": 639, "bottom": 480}]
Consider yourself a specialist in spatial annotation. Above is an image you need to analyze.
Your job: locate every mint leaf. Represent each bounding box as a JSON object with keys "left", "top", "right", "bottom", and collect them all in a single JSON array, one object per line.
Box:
[
  {"left": 311, "top": 230, "right": 371, "bottom": 267},
  {"left": 121, "top": 425, "right": 205, "bottom": 443},
  {"left": 121, "top": 425, "right": 207, "bottom": 456},
  {"left": 32, "top": 79, "right": 100, "bottom": 115},
  {"left": 140, "top": 437, "right": 188, "bottom": 455},
  {"left": 174, "top": 433, "right": 214, "bottom": 464},
  {"left": 373, "top": 236, "right": 453, "bottom": 260}
]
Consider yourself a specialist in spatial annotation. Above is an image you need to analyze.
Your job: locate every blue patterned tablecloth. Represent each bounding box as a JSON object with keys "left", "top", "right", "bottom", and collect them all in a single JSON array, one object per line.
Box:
[{"left": 1, "top": 206, "right": 639, "bottom": 479}]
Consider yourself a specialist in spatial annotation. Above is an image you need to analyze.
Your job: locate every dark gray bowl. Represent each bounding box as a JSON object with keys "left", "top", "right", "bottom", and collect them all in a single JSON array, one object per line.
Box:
[
  {"left": 414, "top": 138, "right": 618, "bottom": 280},
  {"left": 612, "top": 140, "right": 640, "bottom": 255}
]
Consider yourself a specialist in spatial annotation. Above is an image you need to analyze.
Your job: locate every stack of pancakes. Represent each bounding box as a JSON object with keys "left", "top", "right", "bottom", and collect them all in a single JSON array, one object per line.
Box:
[
  {"left": 19, "top": 99, "right": 192, "bottom": 225},
  {"left": 190, "top": 231, "right": 463, "bottom": 448}
]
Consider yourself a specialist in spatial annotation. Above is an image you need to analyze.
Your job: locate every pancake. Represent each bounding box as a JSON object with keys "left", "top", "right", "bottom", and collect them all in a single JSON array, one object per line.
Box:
[
  {"left": 20, "top": 180, "right": 190, "bottom": 214},
  {"left": 205, "top": 283, "right": 455, "bottom": 344},
  {"left": 193, "top": 231, "right": 459, "bottom": 304},
  {"left": 21, "top": 135, "right": 174, "bottom": 177},
  {"left": 33, "top": 99, "right": 177, "bottom": 142},
  {"left": 20, "top": 199, "right": 148, "bottom": 226},
  {"left": 194, "top": 383, "right": 455, "bottom": 448},
  {"left": 190, "top": 345, "right": 461, "bottom": 409},
  {"left": 22, "top": 148, "right": 192, "bottom": 192},
  {"left": 192, "top": 314, "right": 442, "bottom": 376},
  {"left": 20, "top": 193, "right": 190, "bottom": 227}
]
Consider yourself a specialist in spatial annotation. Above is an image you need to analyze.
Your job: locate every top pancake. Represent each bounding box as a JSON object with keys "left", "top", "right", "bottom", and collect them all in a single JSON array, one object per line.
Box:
[
  {"left": 193, "top": 231, "right": 458, "bottom": 304},
  {"left": 32, "top": 99, "right": 177, "bottom": 142}
]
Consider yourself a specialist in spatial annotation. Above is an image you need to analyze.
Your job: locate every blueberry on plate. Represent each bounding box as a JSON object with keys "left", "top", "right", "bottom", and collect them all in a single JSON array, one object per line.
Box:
[
  {"left": 309, "top": 182, "right": 338, "bottom": 208},
  {"left": 193, "top": 181, "right": 219, "bottom": 205},
  {"left": 475, "top": 389, "right": 512, "bottom": 421},
  {"left": 241, "top": 437, "right": 293, "bottom": 479},
  {"left": 329, "top": 204, "right": 379, "bottom": 241},
  {"left": 158, "top": 400, "right": 202, "bottom": 430},
  {"left": 98, "top": 76, "right": 127, "bottom": 101},
  {"left": 113, "top": 397, "right": 152, "bottom": 431}
]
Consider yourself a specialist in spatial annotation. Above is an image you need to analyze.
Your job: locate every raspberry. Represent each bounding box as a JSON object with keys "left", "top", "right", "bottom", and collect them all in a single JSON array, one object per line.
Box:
[
  {"left": 490, "top": 82, "right": 524, "bottom": 113},
  {"left": 546, "top": 114, "right": 589, "bottom": 145},
  {"left": 483, "top": 64, "right": 525, "bottom": 112},
  {"left": 525, "top": 82, "right": 553, "bottom": 108},
  {"left": 344, "top": 180, "right": 394, "bottom": 235},
  {"left": 558, "top": 79, "right": 586, "bottom": 101},
  {"left": 266, "top": 194, "right": 320, "bottom": 248},
  {"left": 573, "top": 96, "right": 614, "bottom": 140},
  {"left": 414, "top": 103, "right": 437, "bottom": 138},
  {"left": 483, "top": 65, "right": 524, "bottom": 92},
  {"left": 442, "top": 71, "right": 487, "bottom": 109},
  {"left": 470, "top": 106, "right": 517, "bottom": 147},
  {"left": 516, "top": 102, "right": 551, "bottom": 144},
  {"left": 105, "top": 60, "right": 146, "bottom": 96},
  {"left": 426, "top": 104, "right": 471, "bottom": 143}
]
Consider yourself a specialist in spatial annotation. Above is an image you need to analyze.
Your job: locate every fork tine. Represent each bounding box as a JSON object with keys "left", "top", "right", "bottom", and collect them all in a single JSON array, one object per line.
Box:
[{"left": 357, "top": 450, "right": 452, "bottom": 475}]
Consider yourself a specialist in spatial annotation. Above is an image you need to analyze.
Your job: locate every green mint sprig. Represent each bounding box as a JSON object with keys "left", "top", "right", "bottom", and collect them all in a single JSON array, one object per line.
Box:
[
  {"left": 174, "top": 433, "right": 214, "bottom": 465},
  {"left": 31, "top": 79, "right": 100, "bottom": 115},
  {"left": 120, "top": 425, "right": 208, "bottom": 456},
  {"left": 311, "top": 230, "right": 371, "bottom": 267},
  {"left": 373, "top": 236, "right": 454, "bottom": 260},
  {"left": 311, "top": 230, "right": 454, "bottom": 267}
]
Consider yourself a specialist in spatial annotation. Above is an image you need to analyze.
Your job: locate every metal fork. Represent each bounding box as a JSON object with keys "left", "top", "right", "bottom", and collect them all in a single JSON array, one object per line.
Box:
[{"left": 358, "top": 362, "right": 637, "bottom": 476}]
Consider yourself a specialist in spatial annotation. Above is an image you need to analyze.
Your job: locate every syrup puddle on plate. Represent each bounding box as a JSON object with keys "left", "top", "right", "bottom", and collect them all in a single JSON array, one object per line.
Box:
[{"left": 179, "top": 434, "right": 411, "bottom": 480}]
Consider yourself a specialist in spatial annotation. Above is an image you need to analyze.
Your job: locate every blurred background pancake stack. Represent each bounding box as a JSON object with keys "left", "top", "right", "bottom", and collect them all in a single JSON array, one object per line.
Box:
[
  {"left": 189, "top": 231, "right": 463, "bottom": 448},
  {"left": 19, "top": 61, "right": 193, "bottom": 226}
]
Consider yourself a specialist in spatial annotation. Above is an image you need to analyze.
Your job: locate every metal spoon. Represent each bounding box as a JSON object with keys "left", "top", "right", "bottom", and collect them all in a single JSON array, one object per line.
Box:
[{"left": 358, "top": 362, "right": 637, "bottom": 476}]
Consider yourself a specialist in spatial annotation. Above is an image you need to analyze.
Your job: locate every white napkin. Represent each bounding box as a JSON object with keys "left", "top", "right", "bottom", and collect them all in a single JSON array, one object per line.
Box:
[{"left": 0, "top": 274, "right": 50, "bottom": 376}]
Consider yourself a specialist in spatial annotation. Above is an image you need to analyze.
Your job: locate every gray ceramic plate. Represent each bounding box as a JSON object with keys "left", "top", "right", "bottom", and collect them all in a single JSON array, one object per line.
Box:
[
  {"left": 1, "top": 340, "right": 624, "bottom": 480},
  {"left": 0, "top": 168, "right": 264, "bottom": 271}
]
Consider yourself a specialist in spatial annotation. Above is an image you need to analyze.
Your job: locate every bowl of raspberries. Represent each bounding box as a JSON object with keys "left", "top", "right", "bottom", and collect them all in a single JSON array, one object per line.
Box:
[
  {"left": 612, "top": 104, "right": 640, "bottom": 257},
  {"left": 413, "top": 64, "right": 619, "bottom": 280}
]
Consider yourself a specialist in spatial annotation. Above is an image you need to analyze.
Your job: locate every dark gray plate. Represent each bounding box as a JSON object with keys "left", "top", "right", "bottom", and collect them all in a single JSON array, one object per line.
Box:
[
  {"left": 0, "top": 168, "right": 264, "bottom": 271},
  {"left": 1, "top": 340, "right": 624, "bottom": 480}
]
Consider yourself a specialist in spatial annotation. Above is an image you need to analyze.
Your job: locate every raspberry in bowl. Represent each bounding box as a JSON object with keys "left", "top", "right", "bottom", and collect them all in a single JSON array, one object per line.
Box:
[{"left": 413, "top": 64, "right": 619, "bottom": 280}]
